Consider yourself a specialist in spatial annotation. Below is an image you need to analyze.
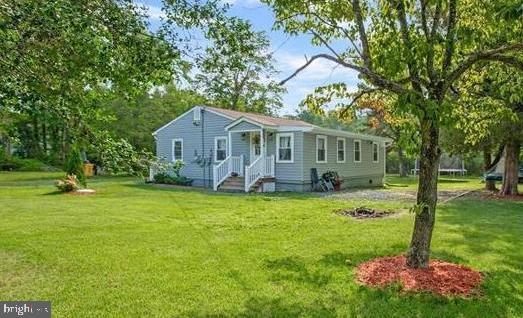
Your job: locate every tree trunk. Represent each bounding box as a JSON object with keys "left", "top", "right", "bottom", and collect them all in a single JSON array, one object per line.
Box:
[
  {"left": 406, "top": 119, "right": 440, "bottom": 269},
  {"left": 398, "top": 147, "right": 408, "bottom": 177},
  {"left": 499, "top": 141, "right": 520, "bottom": 196},
  {"left": 483, "top": 148, "right": 497, "bottom": 191}
]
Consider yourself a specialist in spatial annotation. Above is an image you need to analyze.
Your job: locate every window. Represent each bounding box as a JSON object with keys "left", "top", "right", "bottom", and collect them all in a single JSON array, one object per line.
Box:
[
  {"left": 337, "top": 137, "right": 346, "bottom": 163},
  {"left": 316, "top": 135, "right": 327, "bottom": 163},
  {"left": 172, "top": 139, "right": 183, "bottom": 161},
  {"left": 215, "top": 137, "right": 228, "bottom": 161},
  {"left": 276, "top": 133, "right": 294, "bottom": 163},
  {"left": 354, "top": 140, "right": 361, "bottom": 163},
  {"left": 373, "top": 142, "right": 379, "bottom": 163}
]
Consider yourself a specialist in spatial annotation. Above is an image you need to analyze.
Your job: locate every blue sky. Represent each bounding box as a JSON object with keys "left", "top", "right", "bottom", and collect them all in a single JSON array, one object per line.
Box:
[{"left": 137, "top": 0, "right": 360, "bottom": 115}]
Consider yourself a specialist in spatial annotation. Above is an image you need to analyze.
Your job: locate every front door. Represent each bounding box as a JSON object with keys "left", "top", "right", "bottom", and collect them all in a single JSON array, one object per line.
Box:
[{"left": 250, "top": 132, "right": 261, "bottom": 163}]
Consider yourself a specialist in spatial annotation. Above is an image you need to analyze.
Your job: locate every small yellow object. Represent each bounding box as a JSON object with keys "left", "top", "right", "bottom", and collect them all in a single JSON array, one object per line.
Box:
[{"left": 83, "top": 163, "right": 94, "bottom": 177}]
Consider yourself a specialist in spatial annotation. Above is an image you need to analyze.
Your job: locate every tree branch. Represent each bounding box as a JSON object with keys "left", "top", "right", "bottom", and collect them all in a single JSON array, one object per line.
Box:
[
  {"left": 441, "top": 0, "right": 458, "bottom": 75},
  {"left": 445, "top": 42, "right": 523, "bottom": 86},
  {"left": 396, "top": 0, "right": 423, "bottom": 92},
  {"left": 310, "top": 30, "right": 342, "bottom": 59},
  {"left": 278, "top": 53, "right": 408, "bottom": 95},
  {"left": 488, "top": 54, "right": 523, "bottom": 70},
  {"left": 351, "top": 0, "right": 372, "bottom": 69},
  {"left": 339, "top": 88, "right": 380, "bottom": 118},
  {"left": 306, "top": 11, "right": 364, "bottom": 58},
  {"left": 426, "top": 0, "right": 442, "bottom": 82}
]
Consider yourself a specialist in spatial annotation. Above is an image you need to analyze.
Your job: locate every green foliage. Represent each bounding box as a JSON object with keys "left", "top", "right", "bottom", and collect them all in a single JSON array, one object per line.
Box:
[
  {"left": 0, "top": 156, "right": 54, "bottom": 172},
  {"left": 151, "top": 159, "right": 190, "bottom": 185},
  {"left": 99, "top": 86, "right": 206, "bottom": 152},
  {"left": 55, "top": 175, "right": 80, "bottom": 193},
  {"left": 0, "top": 0, "right": 183, "bottom": 170},
  {"left": 153, "top": 173, "right": 193, "bottom": 186},
  {"left": 65, "top": 146, "right": 85, "bottom": 186},
  {"left": 195, "top": 17, "right": 284, "bottom": 114},
  {"left": 90, "top": 132, "right": 153, "bottom": 177}
]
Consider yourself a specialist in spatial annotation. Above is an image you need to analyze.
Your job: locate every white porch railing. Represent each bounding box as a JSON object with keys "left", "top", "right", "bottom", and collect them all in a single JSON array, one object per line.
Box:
[
  {"left": 264, "top": 155, "right": 275, "bottom": 177},
  {"left": 213, "top": 155, "right": 243, "bottom": 191},
  {"left": 245, "top": 155, "right": 275, "bottom": 192},
  {"left": 230, "top": 155, "right": 244, "bottom": 176}
]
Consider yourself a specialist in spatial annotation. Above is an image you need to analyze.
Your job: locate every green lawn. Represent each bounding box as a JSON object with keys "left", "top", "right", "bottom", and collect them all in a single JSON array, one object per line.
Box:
[
  {"left": 0, "top": 172, "right": 521, "bottom": 317},
  {"left": 385, "top": 175, "right": 484, "bottom": 191}
]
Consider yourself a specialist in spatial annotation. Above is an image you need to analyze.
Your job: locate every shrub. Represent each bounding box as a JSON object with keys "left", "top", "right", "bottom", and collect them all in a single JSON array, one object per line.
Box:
[
  {"left": 0, "top": 156, "right": 57, "bottom": 171},
  {"left": 153, "top": 172, "right": 192, "bottom": 186},
  {"left": 55, "top": 175, "right": 80, "bottom": 192},
  {"left": 65, "top": 146, "right": 85, "bottom": 185}
]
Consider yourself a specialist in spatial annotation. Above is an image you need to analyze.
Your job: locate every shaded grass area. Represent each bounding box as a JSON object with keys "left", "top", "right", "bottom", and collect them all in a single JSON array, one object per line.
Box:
[
  {"left": 385, "top": 175, "right": 483, "bottom": 191},
  {"left": 0, "top": 172, "right": 521, "bottom": 317}
]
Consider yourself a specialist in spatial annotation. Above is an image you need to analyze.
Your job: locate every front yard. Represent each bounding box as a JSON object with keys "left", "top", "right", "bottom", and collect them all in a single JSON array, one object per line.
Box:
[{"left": 0, "top": 172, "right": 521, "bottom": 317}]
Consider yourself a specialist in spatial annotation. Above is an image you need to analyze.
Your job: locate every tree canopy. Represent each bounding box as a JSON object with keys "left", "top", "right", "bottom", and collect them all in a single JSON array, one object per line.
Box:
[{"left": 265, "top": 0, "right": 523, "bottom": 268}]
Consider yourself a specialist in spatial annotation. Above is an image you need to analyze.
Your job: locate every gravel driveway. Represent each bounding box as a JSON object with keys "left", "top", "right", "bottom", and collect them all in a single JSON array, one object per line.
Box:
[{"left": 319, "top": 188, "right": 470, "bottom": 202}]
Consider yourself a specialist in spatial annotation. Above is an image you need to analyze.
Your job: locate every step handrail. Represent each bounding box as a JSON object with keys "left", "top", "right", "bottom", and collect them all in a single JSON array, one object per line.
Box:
[
  {"left": 244, "top": 156, "right": 264, "bottom": 192},
  {"left": 213, "top": 155, "right": 232, "bottom": 191}
]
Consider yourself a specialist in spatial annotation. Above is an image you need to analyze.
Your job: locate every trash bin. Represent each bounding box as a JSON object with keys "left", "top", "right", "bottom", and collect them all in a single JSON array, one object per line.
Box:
[{"left": 83, "top": 163, "right": 94, "bottom": 177}]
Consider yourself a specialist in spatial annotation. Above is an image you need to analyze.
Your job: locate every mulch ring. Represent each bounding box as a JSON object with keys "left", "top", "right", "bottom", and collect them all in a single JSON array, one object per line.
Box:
[
  {"left": 336, "top": 207, "right": 395, "bottom": 219},
  {"left": 356, "top": 255, "right": 483, "bottom": 297}
]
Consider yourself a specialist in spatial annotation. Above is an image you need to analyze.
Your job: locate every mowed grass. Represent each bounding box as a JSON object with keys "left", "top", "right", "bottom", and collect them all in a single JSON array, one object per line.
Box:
[
  {"left": 0, "top": 172, "right": 521, "bottom": 317},
  {"left": 385, "top": 175, "right": 484, "bottom": 191}
]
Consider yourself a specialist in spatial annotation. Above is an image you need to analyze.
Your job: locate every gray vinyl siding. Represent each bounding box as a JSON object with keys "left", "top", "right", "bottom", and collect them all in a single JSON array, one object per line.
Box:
[
  {"left": 154, "top": 107, "right": 385, "bottom": 191},
  {"left": 270, "top": 131, "right": 304, "bottom": 183},
  {"left": 155, "top": 110, "right": 233, "bottom": 185},
  {"left": 301, "top": 133, "right": 385, "bottom": 189},
  {"left": 228, "top": 121, "right": 262, "bottom": 132}
]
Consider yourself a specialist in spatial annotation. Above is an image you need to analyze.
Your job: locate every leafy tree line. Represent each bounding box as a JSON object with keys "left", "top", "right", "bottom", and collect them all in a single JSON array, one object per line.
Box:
[{"left": 0, "top": 0, "right": 283, "bottom": 173}]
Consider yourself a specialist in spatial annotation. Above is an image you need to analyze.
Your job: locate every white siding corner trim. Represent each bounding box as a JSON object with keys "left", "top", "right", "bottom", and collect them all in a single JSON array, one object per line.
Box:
[
  {"left": 316, "top": 135, "right": 328, "bottom": 163},
  {"left": 336, "top": 137, "right": 346, "bottom": 163},
  {"left": 372, "top": 142, "right": 379, "bottom": 163},
  {"left": 353, "top": 139, "right": 361, "bottom": 163},
  {"left": 276, "top": 132, "right": 294, "bottom": 163},
  {"left": 172, "top": 138, "right": 183, "bottom": 162}
]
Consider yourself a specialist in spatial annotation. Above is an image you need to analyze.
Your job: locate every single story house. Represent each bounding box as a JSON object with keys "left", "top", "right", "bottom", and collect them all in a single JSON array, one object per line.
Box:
[{"left": 153, "top": 105, "right": 391, "bottom": 192}]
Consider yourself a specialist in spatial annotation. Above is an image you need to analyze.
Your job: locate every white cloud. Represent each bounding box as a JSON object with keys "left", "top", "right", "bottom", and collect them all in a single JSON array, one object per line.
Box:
[{"left": 135, "top": 2, "right": 165, "bottom": 20}]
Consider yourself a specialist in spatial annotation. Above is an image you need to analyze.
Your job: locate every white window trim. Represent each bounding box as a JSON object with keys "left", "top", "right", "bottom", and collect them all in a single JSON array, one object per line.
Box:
[
  {"left": 214, "top": 136, "right": 228, "bottom": 162},
  {"left": 316, "top": 135, "right": 328, "bottom": 163},
  {"left": 172, "top": 138, "right": 183, "bottom": 162},
  {"left": 276, "top": 133, "right": 294, "bottom": 163},
  {"left": 354, "top": 139, "right": 362, "bottom": 163},
  {"left": 337, "top": 137, "right": 346, "bottom": 163},
  {"left": 372, "top": 142, "right": 379, "bottom": 163}
]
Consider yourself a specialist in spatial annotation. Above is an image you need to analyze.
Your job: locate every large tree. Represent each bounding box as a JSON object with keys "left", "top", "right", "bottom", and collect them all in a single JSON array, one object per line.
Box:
[
  {"left": 162, "top": 2, "right": 284, "bottom": 114},
  {"left": 195, "top": 17, "right": 284, "bottom": 114},
  {"left": 0, "top": 0, "right": 177, "bottom": 162},
  {"left": 266, "top": 0, "right": 523, "bottom": 268}
]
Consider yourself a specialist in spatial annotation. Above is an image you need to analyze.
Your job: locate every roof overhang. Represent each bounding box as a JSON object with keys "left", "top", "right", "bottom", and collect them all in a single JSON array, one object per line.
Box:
[
  {"left": 224, "top": 116, "right": 277, "bottom": 131},
  {"left": 305, "top": 126, "right": 393, "bottom": 143}
]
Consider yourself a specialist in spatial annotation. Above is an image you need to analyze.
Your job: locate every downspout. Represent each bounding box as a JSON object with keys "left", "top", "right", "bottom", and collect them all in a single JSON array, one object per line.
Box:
[{"left": 201, "top": 108, "right": 205, "bottom": 187}]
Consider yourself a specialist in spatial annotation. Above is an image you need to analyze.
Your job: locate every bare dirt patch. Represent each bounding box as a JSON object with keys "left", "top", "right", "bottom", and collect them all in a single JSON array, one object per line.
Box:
[
  {"left": 356, "top": 255, "right": 483, "bottom": 297},
  {"left": 336, "top": 207, "right": 395, "bottom": 219}
]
